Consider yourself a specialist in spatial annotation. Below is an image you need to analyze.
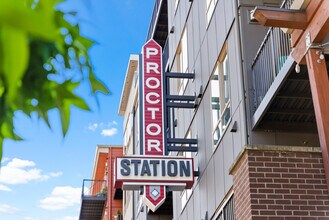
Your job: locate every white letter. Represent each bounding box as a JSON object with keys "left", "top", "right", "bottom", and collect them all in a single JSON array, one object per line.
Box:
[
  {"left": 146, "top": 123, "right": 161, "bottom": 136},
  {"left": 146, "top": 77, "right": 160, "bottom": 89},
  {"left": 146, "top": 47, "right": 158, "bottom": 58},
  {"left": 146, "top": 92, "right": 160, "bottom": 104},
  {"left": 147, "top": 107, "right": 159, "bottom": 119},
  {"left": 146, "top": 62, "right": 160, "bottom": 74},
  {"left": 147, "top": 139, "right": 161, "bottom": 152}
]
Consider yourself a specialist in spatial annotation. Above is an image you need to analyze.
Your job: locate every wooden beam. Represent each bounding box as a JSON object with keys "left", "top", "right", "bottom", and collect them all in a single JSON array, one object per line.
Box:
[
  {"left": 305, "top": 49, "right": 329, "bottom": 191},
  {"left": 252, "top": 6, "right": 308, "bottom": 29},
  {"left": 291, "top": 0, "right": 323, "bottom": 47},
  {"left": 291, "top": 0, "right": 329, "bottom": 64}
]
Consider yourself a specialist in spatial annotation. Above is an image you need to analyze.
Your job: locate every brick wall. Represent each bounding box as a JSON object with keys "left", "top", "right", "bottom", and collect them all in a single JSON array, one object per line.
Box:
[
  {"left": 108, "top": 147, "right": 123, "bottom": 220},
  {"left": 230, "top": 145, "right": 329, "bottom": 220},
  {"left": 232, "top": 152, "right": 253, "bottom": 220}
]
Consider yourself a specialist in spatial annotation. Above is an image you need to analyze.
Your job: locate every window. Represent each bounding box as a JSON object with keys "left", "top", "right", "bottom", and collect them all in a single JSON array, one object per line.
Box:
[
  {"left": 176, "top": 28, "right": 188, "bottom": 95},
  {"left": 206, "top": 0, "right": 218, "bottom": 23},
  {"left": 211, "top": 51, "right": 231, "bottom": 147}
]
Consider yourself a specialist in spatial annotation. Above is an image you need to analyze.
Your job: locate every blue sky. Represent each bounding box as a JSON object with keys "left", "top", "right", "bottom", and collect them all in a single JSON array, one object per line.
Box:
[{"left": 0, "top": 0, "right": 153, "bottom": 219}]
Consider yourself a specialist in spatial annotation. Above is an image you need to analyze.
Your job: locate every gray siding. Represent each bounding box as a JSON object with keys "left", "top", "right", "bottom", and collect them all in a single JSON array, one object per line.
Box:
[
  {"left": 199, "top": 170, "right": 208, "bottom": 220},
  {"left": 168, "top": 0, "right": 247, "bottom": 219},
  {"left": 214, "top": 144, "right": 225, "bottom": 204},
  {"left": 207, "top": 158, "right": 216, "bottom": 215}
]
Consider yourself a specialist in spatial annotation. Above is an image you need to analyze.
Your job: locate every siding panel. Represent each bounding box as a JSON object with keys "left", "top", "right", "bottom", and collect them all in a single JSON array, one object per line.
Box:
[
  {"left": 223, "top": 133, "right": 234, "bottom": 192},
  {"left": 207, "top": 14, "right": 218, "bottom": 71},
  {"left": 196, "top": 100, "right": 206, "bottom": 172},
  {"left": 193, "top": 185, "right": 201, "bottom": 220},
  {"left": 203, "top": 88, "right": 213, "bottom": 163},
  {"left": 199, "top": 169, "right": 208, "bottom": 220},
  {"left": 214, "top": 143, "right": 225, "bottom": 204},
  {"left": 197, "top": 0, "right": 206, "bottom": 44},
  {"left": 200, "top": 36, "right": 210, "bottom": 87},
  {"left": 192, "top": 3, "right": 201, "bottom": 65},
  {"left": 207, "top": 157, "right": 216, "bottom": 215}
]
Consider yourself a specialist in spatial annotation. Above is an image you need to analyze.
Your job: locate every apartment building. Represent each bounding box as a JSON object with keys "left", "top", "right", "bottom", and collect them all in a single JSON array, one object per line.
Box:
[
  {"left": 117, "top": 0, "right": 329, "bottom": 219},
  {"left": 79, "top": 145, "right": 123, "bottom": 220}
]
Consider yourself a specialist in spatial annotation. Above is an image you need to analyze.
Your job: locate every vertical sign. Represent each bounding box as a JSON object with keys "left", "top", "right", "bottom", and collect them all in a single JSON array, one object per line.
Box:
[{"left": 142, "top": 39, "right": 166, "bottom": 212}]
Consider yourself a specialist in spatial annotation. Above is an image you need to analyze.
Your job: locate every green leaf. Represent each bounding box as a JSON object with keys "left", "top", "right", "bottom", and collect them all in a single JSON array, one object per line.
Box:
[
  {"left": 73, "top": 36, "right": 94, "bottom": 51},
  {"left": 1, "top": 121, "right": 15, "bottom": 139},
  {"left": 0, "top": 0, "right": 59, "bottom": 40},
  {"left": 89, "top": 73, "right": 110, "bottom": 95},
  {"left": 0, "top": 136, "right": 3, "bottom": 163},
  {"left": 1, "top": 26, "right": 29, "bottom": 102},
  {"left": 0, "top": 0, "right": 110, "bottom": 146},
  {"left": 35, "top": 0, "right": 57, "bottom": 17},
  {"left": 59, "top": 101, "right": 70, "bottom": 137},
  {"left": 39, "top": 111, "right": 51, "bottom": 129},
  {"left": 70, "top": 96, "right": 90, "bottom": 111}
]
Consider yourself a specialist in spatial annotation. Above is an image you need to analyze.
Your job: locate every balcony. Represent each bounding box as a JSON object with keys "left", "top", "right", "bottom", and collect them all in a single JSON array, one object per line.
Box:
[
  {"left": 251, "top": 0, "right": 319, "bottom": 132},
  {"left": 79, "top": 179, "right": 107, "bottom": 220}
]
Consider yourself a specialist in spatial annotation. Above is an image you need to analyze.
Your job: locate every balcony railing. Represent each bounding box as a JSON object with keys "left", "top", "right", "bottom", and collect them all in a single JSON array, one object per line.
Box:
[
  {"left": 82, "top": 179, "right": 107, "bottom": 197},
  {"left": 251, "top": 0, "right": 295, "bottom": 112},
  {"left": 79, "top": 179, "right": 107, "bottom": 220}
]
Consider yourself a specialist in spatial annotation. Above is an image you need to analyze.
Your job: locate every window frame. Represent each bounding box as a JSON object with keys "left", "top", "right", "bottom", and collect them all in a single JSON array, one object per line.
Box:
[{"left": 210, "top": 45, "right": 231, "bottom": 148}]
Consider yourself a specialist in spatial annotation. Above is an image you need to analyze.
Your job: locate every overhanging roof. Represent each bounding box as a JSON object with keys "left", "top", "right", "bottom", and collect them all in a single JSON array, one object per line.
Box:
[{"left": 118, "top": 54, "right": 139, "bottom": 115}]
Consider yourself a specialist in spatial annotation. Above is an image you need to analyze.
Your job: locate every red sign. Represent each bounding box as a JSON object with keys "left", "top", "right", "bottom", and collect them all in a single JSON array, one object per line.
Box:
[
  {"left": 142, "top": 39, "right": 166, "bottom": 211},
  {"left": 113, "top": 39, "right": 195, "bottom": 211}
]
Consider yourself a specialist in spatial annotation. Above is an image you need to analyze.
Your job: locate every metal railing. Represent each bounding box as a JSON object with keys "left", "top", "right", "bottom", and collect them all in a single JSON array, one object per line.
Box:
[
  {"left": 215, "top": 195, "right": 234, "bottom": 220},
  {"left": 82, "top": 179, "right": 107, "bottom": 198},
  {"left": 251, "top": 0, "right": 295, "bottom": 112}
]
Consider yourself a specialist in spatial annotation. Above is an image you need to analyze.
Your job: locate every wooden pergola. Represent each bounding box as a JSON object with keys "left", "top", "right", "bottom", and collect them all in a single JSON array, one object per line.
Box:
[{"left": 253, "top": 0, "right": 329, "bottom": 190}]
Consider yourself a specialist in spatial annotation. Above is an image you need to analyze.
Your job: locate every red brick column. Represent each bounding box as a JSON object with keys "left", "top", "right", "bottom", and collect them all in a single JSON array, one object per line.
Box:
[{"left": 230, "top": 145, "right": 329, "bottom": 220}]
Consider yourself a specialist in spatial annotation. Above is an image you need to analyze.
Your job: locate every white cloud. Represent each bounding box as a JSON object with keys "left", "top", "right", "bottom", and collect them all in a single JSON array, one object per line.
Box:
[
  {"left": 24, "top": 217, "right": 38, "bottom": 220},
  {"left": 49, "top": 172, "right": 63, "bottom": 177},
  {"left": 1, "top": 157, "right": 10, "bottom": 164},
  {"left": 0, "top": 184, "right": 12, "bottom": 192},
  {"left": 39, "top": 186, "right": 81, "bottom": 211},
  {"left": 101, "top": 128, "right": 118, "bottom": 136},
  {"left": 0, "top": 204, "right": 19, "bottom": 214},
  {"left": 87, "top": 121, "right": 119, "bottom": 137},
  {"left": 7, "top": 158, "right": 35, "bottom": 168},
  {"left": 87, "top": 123, "right": 98, "bottom": 131},
  {"left": 0, "top": 158, "right": 61, "bottom": 185}
]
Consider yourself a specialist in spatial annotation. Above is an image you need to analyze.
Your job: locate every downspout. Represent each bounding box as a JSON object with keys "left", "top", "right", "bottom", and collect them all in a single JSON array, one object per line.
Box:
[{"left": 234, "top": 0, "right": 249, "bottom": 145}]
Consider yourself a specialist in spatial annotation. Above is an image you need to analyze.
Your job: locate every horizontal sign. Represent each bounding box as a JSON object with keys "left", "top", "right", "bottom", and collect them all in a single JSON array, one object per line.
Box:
[{"left": 114, "top": 156, "right": 194, "bottom": 190}]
